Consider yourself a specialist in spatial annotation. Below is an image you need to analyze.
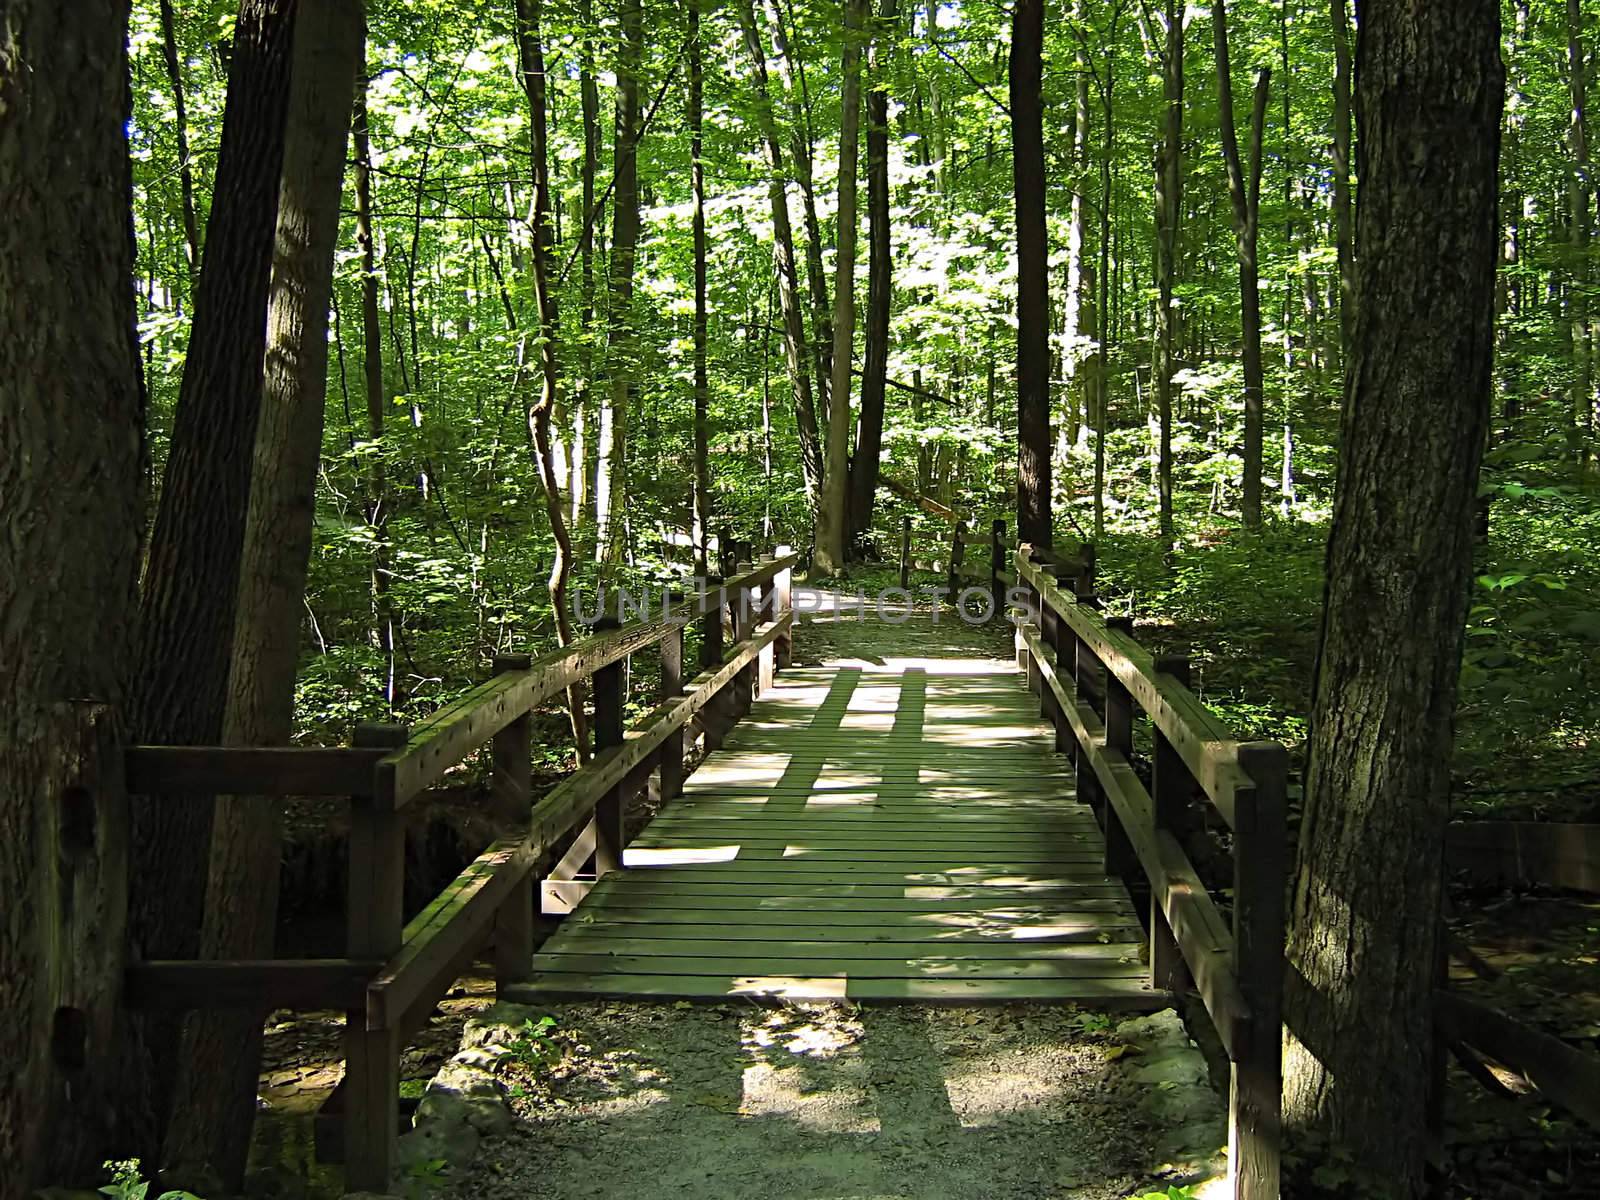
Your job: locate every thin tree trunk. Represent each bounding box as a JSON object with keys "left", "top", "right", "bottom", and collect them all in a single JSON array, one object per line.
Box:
[
  {"left": 353, "top": 76, "right": 396, "bottom": 707},
  {"left": 165, "top": 3, "right": 363, "bottom": 1183},
  {"left": 123, "top": 0, "right": 296, "bottom": 1156},
  {"left": 1214, "top": 0, "right": 1270, "bottom": 529},
  {"left": 690, "top": 0, "right": 712, "bottom": 574},
  {"left": 516, "top": 0, "right": 590, "bottom": 752},
  {"left": 573, "top": 0, "right": 600, "bottom": 529},
  {"left": 1153, "top": 0, "right": 1184, "bottom": 558},
  {"left": 763, "top": 0, "right": 833, "bottom": 416},
  {"left": 848, "top": 0, "right": 898, "bottom": 551},
  {"left": 1093, "top": 7, "right": 1120, "bottom": 543},
  {"left": 1, "top": 0, "right": 143, "bottom": 1187},
  {"left": 158, "top": 0, "right": 202, "bottom": 285},
  {"left": 1283, "top": 3, "right": 1504, "bottom": 1192},
  {"left": 1331, "top": 0, "right": 1355, "bottom": 360},
  {"left": 1063, "top": 0, "right": 1089, "bottom": 451},
  {"left": 1012, "top": 0, "right": 1051, "bottom": 550},
  {"left": 595, "top": 0, "right": 642, "bottom": 565},
  {"left": 813, "top": 0, "right": 867, "bottom": 576},
  {"left": 1568, "top": 0, "right": 1592, "bottom": 468},
  {"left": 734, "top": 0, "right": 825, "bottom": 504}
]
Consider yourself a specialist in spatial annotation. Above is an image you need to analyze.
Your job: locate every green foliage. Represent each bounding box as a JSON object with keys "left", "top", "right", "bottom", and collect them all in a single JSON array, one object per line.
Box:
[{"left": 100, "top": 1160, "right": 202, "bottom": 1200}]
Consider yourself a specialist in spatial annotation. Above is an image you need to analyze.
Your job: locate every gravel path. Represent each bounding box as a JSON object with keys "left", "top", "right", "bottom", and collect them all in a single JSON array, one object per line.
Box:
[{"left": 422, "top": 1000, "right": 1225, "bottom": 1200}]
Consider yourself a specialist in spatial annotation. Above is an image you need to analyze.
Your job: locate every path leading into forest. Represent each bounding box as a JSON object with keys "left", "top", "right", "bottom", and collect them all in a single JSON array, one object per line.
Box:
[{"left": 414, "top": 600, "right": 1228, "bottom": 1200}]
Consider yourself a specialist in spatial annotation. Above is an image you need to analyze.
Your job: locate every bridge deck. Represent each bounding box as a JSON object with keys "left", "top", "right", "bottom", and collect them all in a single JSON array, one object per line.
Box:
[{"left": 509, "top": 655, "right": 1168, "bottom": 1007}]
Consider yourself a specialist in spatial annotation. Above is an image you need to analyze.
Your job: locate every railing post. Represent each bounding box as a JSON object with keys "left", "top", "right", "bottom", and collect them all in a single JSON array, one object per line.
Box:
[
  {"left": 946, "top": 519, "right": 966, "bottom": 608},
  {"left": 1150, "top": 653, "right": 1195, "bottom": 995},
  {"left": 345, "top": 720, "right": 409, "bottom": 1192},
  {"left": 1036, "top": 562, "right": 1061, "bottom": 725},
  {"left": 653, "top": 614, "right": 685, "bottom": 806},
  {"left": 591, "top": 615, "right": 625, "bottom": 877},
  {"left": 1230, "top": 742, "right": 1288, "bottom": 1200},
  {"left": 490, "top": 655, "right": 534, "bottom": 988},
  {"left": 698, "top": 574, "right": 728, "bottom": 751},
  {"left": 732, "top": 569, "right": 756, "bottom": 716},
  {"left": 990, "top": 519, "right": 1006, "bottom": 615},
  {"left": 899, "top": 516, "right": 912, "bottom": 589},
  {"left": 1102, "top": 616, "right": 1136, "bottom": 877},
  {"left": 774, "top": 545, "right": 794, "bottom": 668}
]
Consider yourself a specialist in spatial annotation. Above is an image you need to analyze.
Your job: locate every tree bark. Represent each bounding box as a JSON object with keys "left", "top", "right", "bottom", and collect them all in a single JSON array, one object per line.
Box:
[
  {"left": 164, "top": 2, "right": 363, "bottom": 1184},
  {"left": 1213, "top": 0, "right": 1270, "bottom": 529},
  {"left": 1283, "top": 3, "right": 1504, "bottom": 1192},
  {"left": 594, "top": 0, "right": 642, "bottom": 565},
  {"left": 1093, "top": 6, "right": 1121, "bottom": 543},
  {"left": 734, "top": 0, "right": 825, "bottom": 504},
  {"left": 123, "top": 0, "right": 296, "bottom": 1157},
  {"left": 0, "top": 0, "right": 144, "bottom": 1188},
  {"left": 813, "top": 0, "right": 868, "bottom": 576},
  {"left": 848, "top": 0, "right": 898, "bottom": 551},
  {"left": 1153, "top": 0, "right": 1184, "bottom": 558},
  {"left": 1011, "top": 0, "right": 1051, "bottom": 550},
  {"left": 573, "top": 0, "right": 600, "bottom": 528},
  {"left": 1064, "top": 0, "right": 1091, "bottom": 454}
]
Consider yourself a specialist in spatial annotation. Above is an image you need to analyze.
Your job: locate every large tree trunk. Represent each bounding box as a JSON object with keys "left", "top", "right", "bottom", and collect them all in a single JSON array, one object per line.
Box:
[
  {"left": 163, "top": 3, "right": 363, "bottom": 1184},
  {"left": 123, "top": 0, "right": 296, "bottom": 1158},
  {"left": 1213, "top": 0, "right": 1270, "bottom": 529},
  {"left": 1283, "top": 2, "right": 1504, "bottom": 1192},
  {"left": 690, "top": 0, "right": 712, "bottom": 573},
  {"left": 1330, "top": 0, "right": 1355, "bottom": 362},
  {"left": 594, "top": 0, "right": 642, "bottom": 565},
  {"left": 848, "top": 0, "right": 898, "bottom": 552},
  {"left": 1012, "top": 0, "right": 1051, "bottom": 549},
  {"left": 1152, "top": 0, "right": 1184, "bottom": 558},
  {"left": 353, "top": 76, "right": 396, "bottom": 707},
  {"left": 813, "top": 0, "right": 867, "bottom": 577},
  {"left": 734, "top": 0, "right": 825, "bottom": 505},
  {"left": 0, "top": 1, "right": 144, "bottom": 1188}
]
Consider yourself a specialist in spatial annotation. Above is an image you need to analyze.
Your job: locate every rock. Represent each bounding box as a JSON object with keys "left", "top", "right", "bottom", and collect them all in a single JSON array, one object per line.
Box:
[
  {"left": 396, "top": 1117, "right": 480, "bottom": 1172},
  {"left": 415, "top": 1059, "right": 513, "bottom": 1138}
]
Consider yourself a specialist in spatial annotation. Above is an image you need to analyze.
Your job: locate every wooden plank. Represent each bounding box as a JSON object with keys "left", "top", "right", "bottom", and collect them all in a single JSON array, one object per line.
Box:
[
  {"left": 124, "top": 745, "right": 388, "bottom": 796},
  {"left": 553, "top": 917, "right": 1144, "bottom": 942},
  {"left": 587, "top": 878, "right": 1129, "bottom": 900},
  {"left": 1435, "top": 989, "right": 1600, "bottom": 1129},
  {"left": 123, "top": 959, "right": 379, "bottom": 1011},
  {"left": 612, "top": 865, "right": 1115, "bottom": 885},
  {"left": 506, "top": 972, "right": 1169, "bottom": 1007},
  {"left": 581, "top": 888, "right": 1137, "bottom": 915},
  {"left": 529, "top": 952, "right": 1149, "bottom": 981},
  {"left": 558, "top": 905, "right": 1141, "bottom": 930},
  {"left": 538, "top": 933, "right": 1140, "bottom": 959}
]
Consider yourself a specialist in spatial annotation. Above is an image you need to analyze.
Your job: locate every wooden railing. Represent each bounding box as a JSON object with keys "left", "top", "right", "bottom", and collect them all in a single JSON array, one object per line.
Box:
[
  {"left": 122, "top": 549, "right": 798, "bottom": 1190},
  {"left": 895, "top": 513, "right": 1014, "bottom": 615},
  {"left": 1014, "top": 543, "right": 1288, "bottom": 1200}
]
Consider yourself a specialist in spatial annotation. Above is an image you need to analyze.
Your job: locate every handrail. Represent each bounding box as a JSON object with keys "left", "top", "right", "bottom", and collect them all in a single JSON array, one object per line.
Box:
[{"left": 1014, "top": 541, "right": 1287, "bottom": 1200}]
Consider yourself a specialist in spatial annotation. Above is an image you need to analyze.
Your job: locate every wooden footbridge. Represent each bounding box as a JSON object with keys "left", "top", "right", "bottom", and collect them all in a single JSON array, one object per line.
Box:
[{"left": 120, "top": 540, "right": 1291, "bottom": 1198}]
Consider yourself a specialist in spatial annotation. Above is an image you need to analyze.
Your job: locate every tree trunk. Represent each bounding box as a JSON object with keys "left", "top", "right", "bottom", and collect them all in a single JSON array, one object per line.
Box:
[
  {"left": 158, "top": 0, "right": 202, "bottom": 286},
  {"left": 594, "top": 0, "right": 642, "bottom": 565},
  {"left": 164, "top": 2, "right": 363, "bottom": 1183},
  {"left": 690, "top": 0, "right": 712, "bottom": 574},
  {"left": 1568, "top": 0, "right": 1592, "bottom": 468},
  {"left": 848, "top": 0, "right": 898, "bottom": 552},
  {"left": 1153, "top": 0, "right": 1184, "bottom": 558},
  {"left": 734, "top": 0, "right": 825, "bottom": 504},
  {"left": 352, "top": 76, "right": 396, "bottom": 707},
  {"left": 1012, "top": 0, "right": 1051, "bottom": 550},
  {"left": 813, "top": 0, "right": 867, "bottom": 577},
  {"left": 123, "top": 0, "right": 296, "bottom": 1157},
  {"left": 1093, "top": 7, "right": 1120, "bottom": 544},
  {"left": 573, "top": 0, "right": 600, "bottom": 529},
  {"left": 1066, "top": 0, "right": 1091, "bottom": 454},
  {"left": 516, "top": 0, "right": 590, "bottom": 753},
  {"left": 1283, "top": 3, "right": 1504, "bottom": 1192},
  {"left": 0, "top": 0, "right": 143, "bottom": 1187},
  {"left": 763, "top": 0, "right": 833, "bottom": 418},
  {"left": 1331, "top": 0, "right": 1355, "bottom": 361},
  {"left": 1213, "top": 0, "right": 1270, "bottom": 529}
]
